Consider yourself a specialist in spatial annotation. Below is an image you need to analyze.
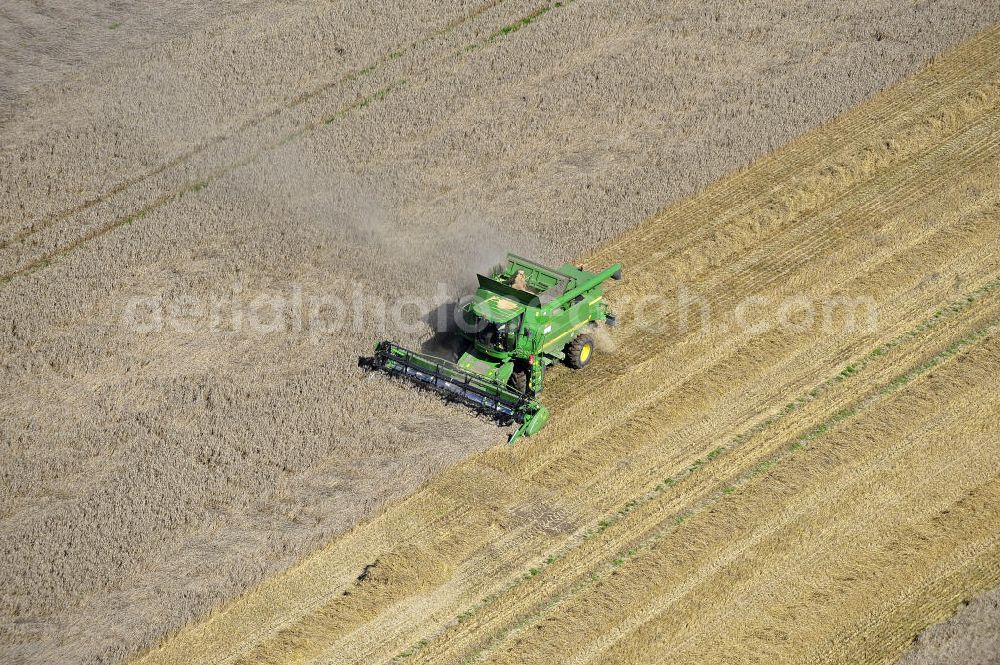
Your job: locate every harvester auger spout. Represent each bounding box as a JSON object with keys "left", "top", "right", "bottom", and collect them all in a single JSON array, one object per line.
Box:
[{"left": 360, "top": 254, "right": 622, "bottom": 442}]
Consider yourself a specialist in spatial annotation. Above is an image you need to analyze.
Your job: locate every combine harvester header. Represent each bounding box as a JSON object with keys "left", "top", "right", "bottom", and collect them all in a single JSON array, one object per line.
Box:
[{"left": 361, "top": 254, "right": 622, "bottom": 442}]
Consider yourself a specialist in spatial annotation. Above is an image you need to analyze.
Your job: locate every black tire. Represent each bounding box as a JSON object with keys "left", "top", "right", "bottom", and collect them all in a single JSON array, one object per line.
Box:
[
  {"left": 566, "top": 333, "right": 594, "bottom": 369},
  {"left": 509, "top": 369, "right": 529, "bottom": 394}
]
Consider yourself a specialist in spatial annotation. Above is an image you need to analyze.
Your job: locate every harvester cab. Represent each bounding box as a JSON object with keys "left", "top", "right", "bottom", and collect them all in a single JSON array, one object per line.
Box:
[{"left": 361, "top": 254, "right": 622, "bottom": 442}]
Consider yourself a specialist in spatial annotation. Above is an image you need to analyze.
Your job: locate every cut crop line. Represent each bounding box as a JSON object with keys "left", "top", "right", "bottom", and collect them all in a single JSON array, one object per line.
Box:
[
  {"left": 1, "top": 0, "right": 575, "bottom": 288},
  {"left": 464, "top": 206, "right": 989, "bottom": 644},
  {"left": 587, "top": 44, "right": 1000, "bottom": 275},
  {"left": 599, "top": 41, "right": 1000, "bottom": 263},
  {"left": 389, "top": 278, "right": 1000, "bottom": 663},
  {"left": 648, "top": 412, "right": 1000, "bottom": 663},
  {"left": 647, "top": 382, "right": 1000, "bottom": 665},
  {"left": 0, "top": 0, "right": 511, "bottom": 253},
  {"left": 548, "top": 124, "right": 999, "bottom": 433},
  {"left": 813, "top": 531, "right": 1000, "bottom": 664},
  {"left": 536, "top": 242, "right": 999, "bottom": 547},
  {"left": 484, "top": 319, "right": 1000, "bottom": 665},
  {"left": 621, "top": 84, "right": 1000, "bottom": 279},
  {"left": 424, "top": 272, "right": 1000, "bottom": 660},
  {"left": 552, "top": 231, "right": 1000, "bottom": 517},
  {"left": 551, "top": 108, "right": 1000, "bottom": 409}
]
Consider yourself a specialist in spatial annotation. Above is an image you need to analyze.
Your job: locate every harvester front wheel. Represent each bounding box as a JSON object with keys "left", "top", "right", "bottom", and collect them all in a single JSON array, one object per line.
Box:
[{"left": 566, "top": 333, "right": 594, "bottom": 369}]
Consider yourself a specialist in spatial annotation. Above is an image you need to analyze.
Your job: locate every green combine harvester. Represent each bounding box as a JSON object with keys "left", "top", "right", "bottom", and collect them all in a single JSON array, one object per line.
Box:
[{"left": 361, "top": 254, "right": 622, "bottom": 442}]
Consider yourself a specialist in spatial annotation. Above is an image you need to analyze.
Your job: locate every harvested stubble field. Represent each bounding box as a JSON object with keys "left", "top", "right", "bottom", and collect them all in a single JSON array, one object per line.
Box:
[{"left": 1, "top": 1, "right": 999, "bottom": 664}]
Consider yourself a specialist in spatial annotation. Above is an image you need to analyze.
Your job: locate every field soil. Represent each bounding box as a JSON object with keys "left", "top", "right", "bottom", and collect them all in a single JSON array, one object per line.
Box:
[
  {"left": 1, "top": 1, "right": 998, "bottom": 664},
  {"left": 130, "top": 23, "right": 1000, "bottom": 665},
  {"left": 900, "top": 586, "right": 1000, "bottom": 665}
]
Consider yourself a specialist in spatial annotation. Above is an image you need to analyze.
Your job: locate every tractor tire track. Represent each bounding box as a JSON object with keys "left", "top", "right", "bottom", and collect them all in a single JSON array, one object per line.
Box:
[
  {"left": 405, "top": 291, "right": 1000, "bottom": 665},
  {"left": 531, "top": 100, "right": 1000, "bottom": 476},
  {"left": 1, "top": 0, "right": 576, "bottom": 284},
  {"left": 547, "top": 65, "right": 1000, "bottom": 409},
  {"left": 570, "top": 340, "right": 1000, "bottom": 665},
  {"left": 401, "top": 206, "right": 1000, "bottom": 664},
  {"left": 0, "top": 0, "right": 510, "bottom": 250}
]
